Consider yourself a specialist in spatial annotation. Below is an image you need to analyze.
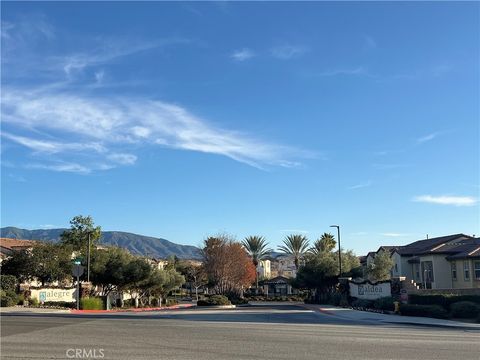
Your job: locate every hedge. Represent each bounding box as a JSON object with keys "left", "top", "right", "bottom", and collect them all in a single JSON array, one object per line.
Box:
[
  {"left": 80, "top": 297, "right": 104, "bottom": 310},
  {"left": 409, "top": 294, "right": 480, "bottom": 310},
  {"left": 373, "top": 297, "right": 395, "bottom": 311},
  {"left": 450, "top": 301, "right": 480, "bottom": 319},
  {"left": 0, "top": 290, "right": 19, "bottom": 307},
  {"left": 399, "top": 304, "right": 448, "bottom": 319},
  {"left": 197, "top": 295, "right": 231, "bottom": 306},
  {"left": 351, "top": 299, "right": 374, "bottom": 309}
]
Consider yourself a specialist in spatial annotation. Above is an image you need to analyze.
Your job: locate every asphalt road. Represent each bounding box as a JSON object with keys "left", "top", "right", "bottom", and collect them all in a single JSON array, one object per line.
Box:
[{"left": 1, "top": 304, "right": 479, "bottom": 360}]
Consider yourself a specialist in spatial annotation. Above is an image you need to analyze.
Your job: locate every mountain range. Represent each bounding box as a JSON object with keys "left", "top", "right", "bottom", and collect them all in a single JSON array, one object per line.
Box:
[{"left": 0, "top": 227, "right": 202, "bottom": 259}]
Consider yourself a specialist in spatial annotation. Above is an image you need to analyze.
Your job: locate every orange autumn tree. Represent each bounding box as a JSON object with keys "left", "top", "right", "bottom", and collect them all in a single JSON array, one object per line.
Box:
[{"left": 202, "top": 234, "right": 256, "bottom": 298}]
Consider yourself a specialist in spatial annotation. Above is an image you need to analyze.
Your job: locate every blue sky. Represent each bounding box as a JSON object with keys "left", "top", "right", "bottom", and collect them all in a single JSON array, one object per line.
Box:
[{"left": 1, "top": 2, "right": 479, "bottom": 255}]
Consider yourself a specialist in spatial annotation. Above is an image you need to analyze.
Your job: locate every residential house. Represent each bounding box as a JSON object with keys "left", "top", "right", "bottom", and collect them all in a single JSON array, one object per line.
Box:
[
  {"left": 390, "top": 234, "right": 475, "bottom": 289},
  {"left": 0, "top": 238, "right": 37, "bottom": 263},
  {"left": 256, "top": 259, "right": 271, "bottom": 280}
]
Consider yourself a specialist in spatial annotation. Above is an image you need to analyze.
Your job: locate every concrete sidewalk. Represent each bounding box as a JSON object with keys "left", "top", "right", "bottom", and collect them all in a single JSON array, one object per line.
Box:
[
  {"left": 303, "top": 304, "right": 480, "bottom": 330},
  {"left": 0, "top": 306, "right": 70, "bottom": 314}
]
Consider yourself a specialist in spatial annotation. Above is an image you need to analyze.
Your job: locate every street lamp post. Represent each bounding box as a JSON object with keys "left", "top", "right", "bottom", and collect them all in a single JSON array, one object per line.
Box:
[
  {"left": 330, "top": 225, "right": 342, "bottom": 276},
  {"left": 87, "top": 232, "right": 91, "bottom": 283}
]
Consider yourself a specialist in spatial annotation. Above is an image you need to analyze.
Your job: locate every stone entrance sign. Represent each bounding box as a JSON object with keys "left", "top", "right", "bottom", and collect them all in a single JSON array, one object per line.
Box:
[{"left": 349, "top": 280, "right": 391, "bottom": 300}]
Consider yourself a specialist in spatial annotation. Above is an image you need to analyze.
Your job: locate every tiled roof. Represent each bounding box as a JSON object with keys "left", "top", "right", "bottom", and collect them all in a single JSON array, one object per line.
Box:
[
  {"left": 395, "top": 234, "right": 472, "bottom": 256},
  {"left": 0, "top": 237, "right": 37, "bottom": 250},
  {"left": 445, "top": 240, "right": 480, "bottom": 260}
]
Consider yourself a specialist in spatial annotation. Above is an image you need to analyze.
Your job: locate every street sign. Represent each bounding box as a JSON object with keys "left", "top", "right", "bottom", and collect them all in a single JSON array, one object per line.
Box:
[{"left": 72, "top": 264, "right": 85, "bottom": 278}]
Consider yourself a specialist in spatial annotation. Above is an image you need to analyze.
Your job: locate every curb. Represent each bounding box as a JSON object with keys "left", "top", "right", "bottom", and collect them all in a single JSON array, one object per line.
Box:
[
  {"left": 70, "top": 304, "right": 195, "bottom": 314},
  {"left": 196, "top": 304, "right": 236, "bottom": 309}
]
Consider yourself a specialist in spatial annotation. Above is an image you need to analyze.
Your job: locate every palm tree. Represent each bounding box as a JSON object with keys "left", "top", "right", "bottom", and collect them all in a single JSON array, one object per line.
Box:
[
  {"left": 310, "top": 233, "right": 337, "bottom": 255},
  {"left": 278, "top": 234, "right": 310, "bottom": 269},
  {"left": 242, "top": 236, "right": 271, "bottom": 288}
]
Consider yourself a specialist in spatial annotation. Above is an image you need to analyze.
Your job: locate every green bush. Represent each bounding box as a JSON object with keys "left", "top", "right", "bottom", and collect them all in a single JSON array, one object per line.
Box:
[
  {"left": 400, "top": 304, "right": 448, "bottom": 319},
  {"left": 409, "top": 294, "right": 480, "bottom": 310},
  {"left": 29, "top": 297, "right": 39, "bottom": 306},
  {"left": 80, "top": 297, "right": 104, "bottom": 310},
  {"left": 0, "top": 275, "right": 18, "bottom": 292},
  {"left": 229, "top": 297, "right": 249, "bottom": 305},
  {"left": 165, "top": 298, "right": 179, "bottom": 306},
  {"left": 0, "top": 290, "right": 19, "bottom": 307},
  {"left": 197, "top": 295, "right": 231, "bottom": 306},
  {"left": 327, "top": 293, "right": 342, "bottom": 306},
  {"left": 374, "top": 297, "right": 395, "bottom": 311},
  {"left": 450, "top": 301, "right": 480, "bottom": 319},
  {"left": 17, "top": 293, "right": 25, "bottom": 305},
  {"left": 351, "top": 299, "right": 374, "bottom": 309}
]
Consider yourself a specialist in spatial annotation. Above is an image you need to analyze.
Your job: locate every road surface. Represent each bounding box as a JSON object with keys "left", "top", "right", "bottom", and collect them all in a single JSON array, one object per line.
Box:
[{"left": 1, "top": 304, "right": 479, "bottom": 359}]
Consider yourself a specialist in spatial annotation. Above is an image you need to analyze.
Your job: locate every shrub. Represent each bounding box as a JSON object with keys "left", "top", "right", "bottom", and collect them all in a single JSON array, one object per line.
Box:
[
  {"left": 409, "top": 294, "right": 480, "bottom": 310},
  {"left": 80, "top": 297, "right": 104, "bottom": 310},
  {"left": 197, "top": 295, "right": 231, "bottom": 306},
  {"left": 327, "top": 293, "right": 342, "bottom": 306},
  {"left": 165, "top": 298, "right": 179, "bottom": 306},
  {"left": 374, "top": 297, "right": 395, "bottom": 311},
  {"left": 0, "top": 275, "right": 18, "bottom": 292},
  {"left": 400, "top": 304, "right": 448, "bottom": 319},
  {"left": 17, "top": 293, "right": 25, "bottom": 305},
  {"left": 0, "top": 290, "right": 19, "bottom": 307},
  {"left": 29, "top": 297, "right": 39, "bottom": 306},
  {"left": 229, "top": 297, "right": 249, "bottom": 305},
  {"left": 351, "top": 299, "right": 374, "bottom": 309},
  {"left": 450, "top": 301, "right": 480, "bottom": 319}
]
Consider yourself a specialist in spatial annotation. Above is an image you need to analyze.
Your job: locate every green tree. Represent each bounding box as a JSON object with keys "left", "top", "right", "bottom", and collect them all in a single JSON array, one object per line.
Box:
[
  {"left": 123, "top": 258, "right": 153, "bottom": 307},
  {"left": 30, "top": 243, "right": 73, "bottom": 286},
  {"left": 278, "top": 234, "right": 310, "bottom": 269},
  {"left": 1, "top": 249, "right": 35, "bottom": 283},
  {"left": 366, "top": 251, "right": 394, "bottom": 281},
  {"left": 310, "top": 233, "right": 337, "bottom": 255},
  {"left": 145, "top": 268, "right": 185, "bottom": 307},
  {"left": 60, "top": 215, "right": 101, "bottom": 251},
  {"left": 90, "top": 247, "right": 133, "bottom": 297},
  {"left": 242, "top": 235, "right": 271, "bottom": 287}
]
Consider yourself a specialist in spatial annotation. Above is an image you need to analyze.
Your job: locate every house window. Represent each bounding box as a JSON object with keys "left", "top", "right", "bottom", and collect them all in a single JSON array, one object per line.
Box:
[
  {"left": 464, "top": 261, "right": 470, "bottom": 280},
  {"left": 451, "top": 262, "right": 457, "bottom": 281},
  {"left": 394, "top": 263, "right": 398, "bottom": 273},
  {"left": 474, "top": 261, "right": 480, "bottom": 280}
]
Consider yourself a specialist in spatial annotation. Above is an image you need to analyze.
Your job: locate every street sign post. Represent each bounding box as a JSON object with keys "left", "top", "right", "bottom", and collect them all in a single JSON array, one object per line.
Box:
[{"left": 72, "top": 264, "right": 85, "bottom": 310}]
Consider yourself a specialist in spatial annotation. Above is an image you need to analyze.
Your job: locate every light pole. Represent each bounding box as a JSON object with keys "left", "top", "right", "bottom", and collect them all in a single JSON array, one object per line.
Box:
[
  {"left": 330, "top": 225, "right": 342, "bottom": 276},
  {"left": 87, "top": 232, "right": 91, "bottom": 283}
]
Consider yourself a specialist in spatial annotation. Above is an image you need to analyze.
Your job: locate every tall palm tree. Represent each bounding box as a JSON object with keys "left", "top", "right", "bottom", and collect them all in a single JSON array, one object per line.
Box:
[
  {"left": 242, "top": 236, "right": 271, "bottom": 288},
  {"left": 278, "top": 234, "right": 310, "bottom": 269},
  {"left": 310, "top": 233, "right": 337, "bottom": 255}
]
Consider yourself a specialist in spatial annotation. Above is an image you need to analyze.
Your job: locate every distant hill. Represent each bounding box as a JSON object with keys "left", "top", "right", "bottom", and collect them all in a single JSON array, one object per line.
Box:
[{"left": 0, "top": 227, "right": 202, "bottom": 259}]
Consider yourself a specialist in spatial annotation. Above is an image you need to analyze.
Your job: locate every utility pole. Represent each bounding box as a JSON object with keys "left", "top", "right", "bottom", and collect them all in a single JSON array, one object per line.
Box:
[
  {"left": 87, "top": 232, "right": 91, "bottom": 283},
  {"left": 330, "top": 225, "right": 342, "bottom": 276}
]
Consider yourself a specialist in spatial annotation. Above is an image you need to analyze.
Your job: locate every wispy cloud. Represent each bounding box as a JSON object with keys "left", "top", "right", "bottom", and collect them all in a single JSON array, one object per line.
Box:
[
  {"left": 380, "top": 233, "right": 410, "bottom": 237},
  {"left": 279, "top": 229, "right": 309, "bottom": 234},
  {"left": 347, "top": 180, "right": 372, "bottom": 190},
  {"left": 2, "top": 87, "right": 313, "bottom": 172},
  {"left": 2, "top": 15, "right": 313, "bottom": 173},
  {"left": 231, "top": 48, "right": 255, "bottom": 62},
  {"left": 416, "top": 132, "right": 439, "bottom": 144},
  {"left": 413, "top": 195, "right": 478, "bottom": 207},
  {"left": 270, "top": 44, "right": 308, "bottom": 60}
]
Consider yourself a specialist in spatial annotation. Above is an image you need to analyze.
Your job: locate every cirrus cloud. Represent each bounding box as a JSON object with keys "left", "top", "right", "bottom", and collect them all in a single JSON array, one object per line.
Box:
[{"left": 413, "top": 195, "right": 477, "bottom": 207}]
